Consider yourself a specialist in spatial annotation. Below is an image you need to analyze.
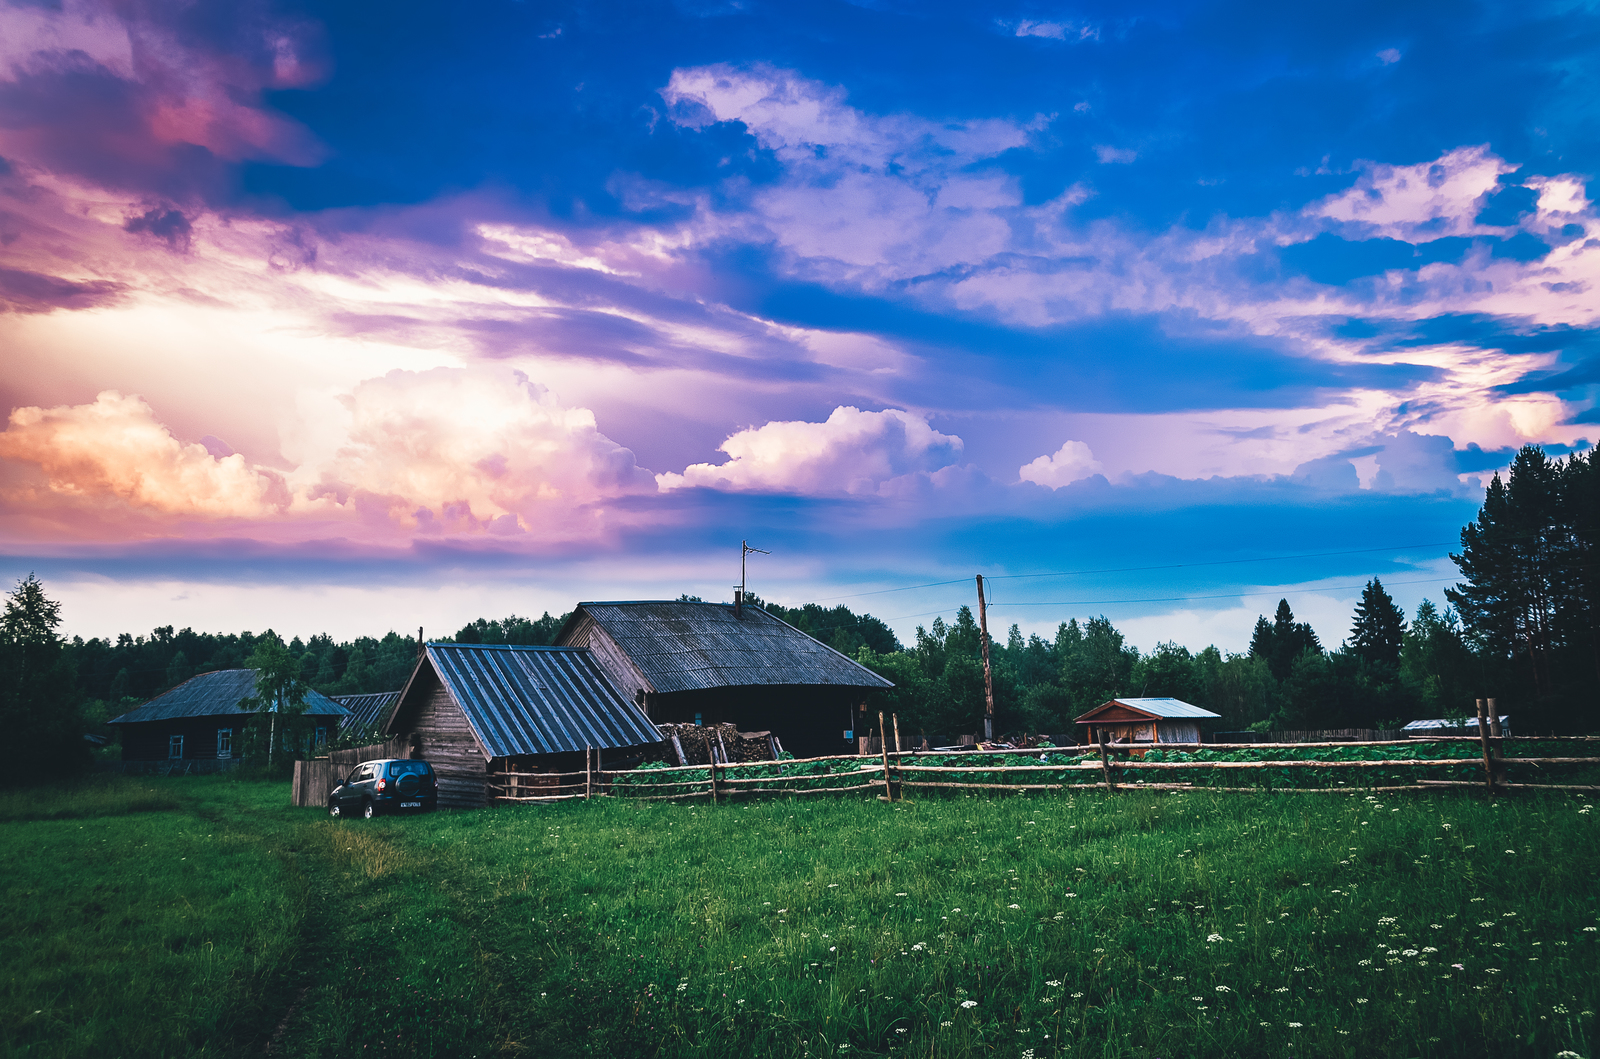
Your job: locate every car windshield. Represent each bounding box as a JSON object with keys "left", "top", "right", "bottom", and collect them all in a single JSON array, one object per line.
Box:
[{"left": 387, "top": 761, "right": 431, "bottom": 777}]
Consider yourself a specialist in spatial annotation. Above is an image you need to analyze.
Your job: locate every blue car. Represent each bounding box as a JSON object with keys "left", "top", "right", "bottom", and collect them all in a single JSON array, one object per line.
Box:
[{"left": 329, "top": 758, "right": 437, "bottom": 818}]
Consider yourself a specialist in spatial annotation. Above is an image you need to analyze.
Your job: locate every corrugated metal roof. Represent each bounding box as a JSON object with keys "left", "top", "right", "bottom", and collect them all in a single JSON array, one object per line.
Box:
[
  {"left": 335, "top": 691, "right": 400, "bottom": 730},
  {"left": 1403, "top": 716, "right": 1508, "bottom": 730},
  {"left": 1075, "top": 697, "right": 1221, "bottom": 722},
  {"left": 426, "top": 643, "right": 661, "bottom": 757},
  {"left": 107, "top": 669, "right": 350, "bottom": 724},
  {"left": 565, "top": 601, "right": 894, "bottom": 694}
]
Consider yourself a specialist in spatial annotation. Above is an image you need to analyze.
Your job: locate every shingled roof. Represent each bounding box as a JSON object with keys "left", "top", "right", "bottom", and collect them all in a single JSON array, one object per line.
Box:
[
  {"left": 392, "top": 643, "right": 661, "bottom": 758},
  {"left": 557, "top": 601, "right": 894, "bottom": 694},
  {"left": 107, "top": 669, "right": 349, "bottom": 724}
]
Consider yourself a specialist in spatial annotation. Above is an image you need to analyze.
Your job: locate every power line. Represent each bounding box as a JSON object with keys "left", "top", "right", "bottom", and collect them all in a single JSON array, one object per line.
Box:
[{"left": 986, "top": 576, "right": 1459, "bottom": 609}]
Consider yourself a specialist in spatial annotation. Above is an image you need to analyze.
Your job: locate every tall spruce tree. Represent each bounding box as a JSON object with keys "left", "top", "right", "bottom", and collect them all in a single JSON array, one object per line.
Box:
[
  {"left": 1249, "top": 599, "right": 1322, "bottom": 681},
  {"left": 1448, "top": 446, "right": 1565, "bottom": 695},
  {"left": 1349, "top": 578, "right": 1406, "bottom": 669}
]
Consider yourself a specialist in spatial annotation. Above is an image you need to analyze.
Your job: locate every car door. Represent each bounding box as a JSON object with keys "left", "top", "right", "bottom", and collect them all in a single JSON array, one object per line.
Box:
[{"left": 339, "top": 764, "right": 367, "bottom": 809}]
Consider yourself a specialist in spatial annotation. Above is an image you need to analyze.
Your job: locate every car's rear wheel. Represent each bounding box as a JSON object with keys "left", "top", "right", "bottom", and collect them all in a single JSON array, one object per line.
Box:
[
  {"left": 362, "top": 800, "right": 375, "bottom": 820},
  {"left": 329, "top": 799, "right": 342, "bottom": 818}
]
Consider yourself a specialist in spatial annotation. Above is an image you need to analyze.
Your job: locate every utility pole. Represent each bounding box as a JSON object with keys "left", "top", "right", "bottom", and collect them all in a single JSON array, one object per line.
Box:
[
  {"left": 736, "top": 540, "right": 769, "bottom": 617},
  {"left": 976, "top": 574, "right": 995, "bottom": 741}
]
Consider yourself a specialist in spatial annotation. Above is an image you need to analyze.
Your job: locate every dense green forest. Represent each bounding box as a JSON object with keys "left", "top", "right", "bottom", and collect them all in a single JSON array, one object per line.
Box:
[{"left": 3, "top": 445, "right": 1596, "bottom": 779}]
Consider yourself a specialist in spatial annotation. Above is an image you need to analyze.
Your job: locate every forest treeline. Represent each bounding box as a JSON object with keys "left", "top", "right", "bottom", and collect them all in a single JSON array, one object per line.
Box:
[{"left": 3, "top": 445, "right": 1596, "bottom": 779}]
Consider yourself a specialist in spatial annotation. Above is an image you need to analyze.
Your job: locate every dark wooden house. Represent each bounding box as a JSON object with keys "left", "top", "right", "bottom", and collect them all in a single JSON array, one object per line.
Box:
[
  {"left": 107, "top": 669, "right": 350, "bottom": 766},
  {"left": 1073, "top": 697, "right": 1220, "bottom": 746},
  {"left": 382, "top": 643, "right": 661, "bottom": 808},
  {"left": 554, "top": 601, "right": 894, "bottom": 757}
]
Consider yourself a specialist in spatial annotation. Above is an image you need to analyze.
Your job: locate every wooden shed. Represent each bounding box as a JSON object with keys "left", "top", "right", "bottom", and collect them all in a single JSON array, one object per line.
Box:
[
  {"left": 554, "top": 600, "right": 894, "bottom": 758},
  {"left": 382, "top": 643, "right": 661, "bottom": 808},
  {"left": 107, "top": 669, "right": 349, "bottom": 767},
  {"left": 1072, "top": 697, "right": 1220, "bottom": 746}
]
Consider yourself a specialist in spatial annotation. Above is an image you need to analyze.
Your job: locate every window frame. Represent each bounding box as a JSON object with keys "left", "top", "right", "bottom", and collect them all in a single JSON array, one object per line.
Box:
[
  {"left": 216, "top": 728, "right": 233, "bottom": 759},
  {"left": 169, "top": 734, "right": 184, "bottom": 760}
]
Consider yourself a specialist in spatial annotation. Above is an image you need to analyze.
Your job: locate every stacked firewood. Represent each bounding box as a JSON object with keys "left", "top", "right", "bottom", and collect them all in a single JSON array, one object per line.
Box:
[{"left": 653, "top": 722, "right": 779, "bottom": 765}]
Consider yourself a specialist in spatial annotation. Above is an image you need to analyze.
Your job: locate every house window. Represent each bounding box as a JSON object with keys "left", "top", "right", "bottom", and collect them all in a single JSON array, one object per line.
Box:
[
  {"left": 217, "top": 729, "right": 232, "bottom": 758},
  {"left": 315, "top": 727, "right": 327, "bottom": 747},
  {"left": 694, "top": 712, "right": 703, "bottom": 726},
  {"left": 169, "top": 734, "right": 184, "bottom": 759}
]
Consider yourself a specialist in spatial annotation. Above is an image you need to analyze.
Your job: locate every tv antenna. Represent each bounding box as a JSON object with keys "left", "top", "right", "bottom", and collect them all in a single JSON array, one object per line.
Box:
[{"left": 736, "top": 540, "right": 769, "bottom": 617}]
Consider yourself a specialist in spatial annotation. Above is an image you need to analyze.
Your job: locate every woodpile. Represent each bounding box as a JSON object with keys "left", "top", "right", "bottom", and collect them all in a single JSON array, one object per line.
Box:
[{"left": 653, "top": 722, "right": 780, "bottom": 765}]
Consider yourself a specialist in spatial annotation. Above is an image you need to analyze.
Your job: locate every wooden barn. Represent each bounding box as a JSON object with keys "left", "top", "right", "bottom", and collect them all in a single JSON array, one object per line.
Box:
[
  {"left": 1073, "top": 697, "right": 1220, "bottom": 746},
  {"left": 381, "top": 642, "right": 661, "bottom": 808},
  {"left": 554, "top": 600, "right": 894, "bottom": 757},
  {"left": 107, "top": 669, "right": 350, "bottom": 766}
]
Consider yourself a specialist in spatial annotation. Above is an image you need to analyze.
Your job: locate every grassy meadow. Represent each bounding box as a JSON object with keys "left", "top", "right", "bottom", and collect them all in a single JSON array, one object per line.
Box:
[{"left": 3, "top": 777, "right": 1597, "bottom": 1058}]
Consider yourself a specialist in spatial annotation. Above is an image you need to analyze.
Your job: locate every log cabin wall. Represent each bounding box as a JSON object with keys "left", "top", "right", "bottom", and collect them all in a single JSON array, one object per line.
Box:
[{"left": 396, "top": 665, "right": 488, "bottom": 808}]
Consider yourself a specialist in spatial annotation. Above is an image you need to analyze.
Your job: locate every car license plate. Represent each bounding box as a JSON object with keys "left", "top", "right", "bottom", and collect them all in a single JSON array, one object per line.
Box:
[{"left": 401, "top": 801, "right": 421, "bottom": 808}]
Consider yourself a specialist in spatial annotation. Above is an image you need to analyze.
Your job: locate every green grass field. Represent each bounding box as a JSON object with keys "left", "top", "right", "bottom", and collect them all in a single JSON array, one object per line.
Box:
[{"left": 3, "top": 777, "right": 1597, "bottom": 1058}]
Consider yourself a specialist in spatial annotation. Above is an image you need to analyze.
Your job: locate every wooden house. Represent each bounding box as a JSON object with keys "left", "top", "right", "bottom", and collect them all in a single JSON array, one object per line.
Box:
[
  {"left": 554, "top": 600, "right": 893, "bottom": 757},
  {"left": 381, "top": 643, "right": 660, "bottom": 808},
  {"left": 1072, "top": 697, "right": 1220, "bottom": 746},
  {"left": 107, "top": 669, "right": 349, "bottom": 767}
]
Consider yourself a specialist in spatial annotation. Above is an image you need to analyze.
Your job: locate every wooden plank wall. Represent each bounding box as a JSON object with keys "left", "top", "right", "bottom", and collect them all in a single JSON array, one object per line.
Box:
[
  {"left": 291, "top": 759, "right": 335, "bottom": 808},
  {"left": 410, "top": 680, "right": 489, "bottom": 809}
]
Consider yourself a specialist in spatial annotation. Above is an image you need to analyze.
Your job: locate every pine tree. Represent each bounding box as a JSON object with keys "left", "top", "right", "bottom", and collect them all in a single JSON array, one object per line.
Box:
[{"left": 1349, "top": 578, "right": 1406, "bottom": 669}]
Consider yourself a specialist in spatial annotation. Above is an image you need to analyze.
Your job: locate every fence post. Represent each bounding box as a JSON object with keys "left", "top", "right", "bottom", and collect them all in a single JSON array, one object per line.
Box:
[
  {"left": 1097, "top": 726, "right": 1116, "bottom": 792},
  {"left": 701, "top": 730, "right": 718, "bottom": 804},
  {"left": 1475, "top": 698, "right": 1495, "bottom": 795},
  {"left": 878, "top": 711, "right": 894, "bottom": 802},
  {"left": 1487, "top": 697, "right": 1505, "bottom": 789},
  {"left": 585, "top": 746, "right": 593, "bottom": 800}
]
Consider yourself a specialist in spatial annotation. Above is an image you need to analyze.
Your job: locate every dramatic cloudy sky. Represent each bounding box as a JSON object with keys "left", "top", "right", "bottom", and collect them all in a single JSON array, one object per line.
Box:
[{"left": 2, "top": 0, "right": 1597, "bottom": 650}]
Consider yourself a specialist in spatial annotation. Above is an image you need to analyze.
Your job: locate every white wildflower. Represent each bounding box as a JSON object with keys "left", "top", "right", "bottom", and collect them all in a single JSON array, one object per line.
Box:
[
  {"left": 1206, "top": 933, "right": 1224, "bottom": 943},
  {"left": 960, "top": 1000, "right": 977, "bottom": 1009}
]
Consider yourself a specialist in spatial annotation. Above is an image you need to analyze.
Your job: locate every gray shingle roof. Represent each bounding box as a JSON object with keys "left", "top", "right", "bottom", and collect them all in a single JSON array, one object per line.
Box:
[
  {"left": 564, "top": 601, "right": 894, "bottom": 694},
  {"left": 335, "top": 691, "right": 400, "bottom": 730},
  {"left": 106, "top": 669, "right": 349, "bottom": 724},
  {"left": 422, "top": 643, "right": 661, "bottom": 757}
]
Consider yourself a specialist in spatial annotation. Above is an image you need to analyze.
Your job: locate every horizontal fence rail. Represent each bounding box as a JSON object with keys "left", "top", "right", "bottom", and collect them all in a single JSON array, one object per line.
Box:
[{"left": 486, "top": 731, "right": 1600, "bottom": 806}]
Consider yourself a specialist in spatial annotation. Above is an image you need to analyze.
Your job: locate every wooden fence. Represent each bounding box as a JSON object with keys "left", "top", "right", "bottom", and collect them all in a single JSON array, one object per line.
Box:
[
  {"left": 487, "top": 709, "right": 1600, "bottom": 806},
  {"left": 291, "top": 736, "right": 412, "bottom": 808}
]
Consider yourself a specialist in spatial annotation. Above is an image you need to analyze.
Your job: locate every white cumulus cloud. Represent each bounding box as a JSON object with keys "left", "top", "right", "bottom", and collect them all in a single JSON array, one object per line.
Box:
[
  {"left": 0, "top": 390, "right": 288, "bottom": 517},
  {"left": 305, "top": 367, "right": 657, "bottom": 532},
  {"left": 657, "top": 406, "right": 963, "bottom": 496},
  {"left": 1018, "top": 440, "right": 1104, "bottom": 488}
]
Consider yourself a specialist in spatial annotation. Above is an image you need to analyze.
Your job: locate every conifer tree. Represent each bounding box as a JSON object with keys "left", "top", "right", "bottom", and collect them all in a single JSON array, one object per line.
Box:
[{"left": 1349, "top": 578, "right": 1406, "bottom": 669}]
